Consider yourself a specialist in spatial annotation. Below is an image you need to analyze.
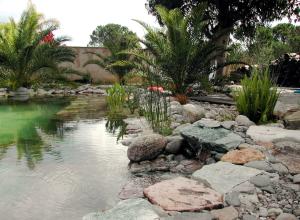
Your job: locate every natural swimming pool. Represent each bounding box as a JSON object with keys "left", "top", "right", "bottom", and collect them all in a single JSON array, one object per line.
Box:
[{"left": 0, "top": 96, "right": 130, "bottom": 220}]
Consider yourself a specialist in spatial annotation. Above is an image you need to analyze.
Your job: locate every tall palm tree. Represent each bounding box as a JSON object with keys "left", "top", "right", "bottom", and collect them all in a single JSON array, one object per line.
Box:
[
  {"left": 124, "top": 5, "right": 228, "bottom": 95},
  {"left": 0, "top": 4, "right": 75, "bottom": 90}
]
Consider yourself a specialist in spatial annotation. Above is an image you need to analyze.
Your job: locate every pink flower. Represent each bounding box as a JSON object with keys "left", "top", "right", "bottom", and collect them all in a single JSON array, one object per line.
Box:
[
  {"left": 41, "top": 32, "right": 54, "bottom": 44},
  {"left": 147, "top": 86, "right": 164, "bottom": 93}
]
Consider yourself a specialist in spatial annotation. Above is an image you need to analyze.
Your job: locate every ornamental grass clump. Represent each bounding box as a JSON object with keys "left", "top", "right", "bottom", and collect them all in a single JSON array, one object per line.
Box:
[
  {"left": 234, "top": 69, "right": 280, "bottom": 124},
  {"left": 106, "top": 83, "right": 126, "bottom": 113}
]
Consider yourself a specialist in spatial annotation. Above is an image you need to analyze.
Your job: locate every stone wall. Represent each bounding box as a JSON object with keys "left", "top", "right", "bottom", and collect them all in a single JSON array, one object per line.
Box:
[{"left": 61, "top": 47, "right": 118, "bottom": 84}]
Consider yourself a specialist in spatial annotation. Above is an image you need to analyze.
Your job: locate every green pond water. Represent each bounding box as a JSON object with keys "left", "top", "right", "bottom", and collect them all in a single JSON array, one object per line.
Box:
[{"left": 0, "top": 96, "right": 130, "bottom": 220}]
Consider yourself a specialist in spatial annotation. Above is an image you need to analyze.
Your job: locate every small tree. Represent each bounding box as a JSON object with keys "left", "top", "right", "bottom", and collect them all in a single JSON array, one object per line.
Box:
[
  {"left": 124, "top": 5, "right": 227, "bottom": 95},
  {"left": 85, "top": 24, "right": 140, "bottom": 84},
  {"left": 0, "top": 4, "right": 75, "bottom": 90}
]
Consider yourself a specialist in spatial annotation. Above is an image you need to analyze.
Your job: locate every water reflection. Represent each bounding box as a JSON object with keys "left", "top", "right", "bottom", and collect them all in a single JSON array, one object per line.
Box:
[
  {"left": 0, "top": 98, "right": 69, "bottom": 169},
  {"left": 105, "top": 113, "right": 127, "bottom": 141}
]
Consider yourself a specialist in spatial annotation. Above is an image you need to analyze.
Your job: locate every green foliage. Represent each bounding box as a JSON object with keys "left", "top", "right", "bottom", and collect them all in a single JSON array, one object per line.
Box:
[
  {"left": 234, "top": 69, "right": 280, "bottom": 124},
  {"left": 124, "top": 5, "right": 225, "bottom": 95},
  {"left": 105, "top": 114, "right": 127, "bottom": 141},
  {"left": 0, "top": 4, "right": 75, "bottom": 90},
  {"left": 125, "top": 86, "right": 140, "bottom": 114},
  {"left": 233, "top": 23, "right": 300, "bottom": 66},
  {"left": 140, "top": 90, "right": 171, "bottom": 135},
  {"left": 86, "top": 24, "right": 140, "bottom": 84},
  {"left": 106, "top": 83, "right": 126, "bottom": 113}
]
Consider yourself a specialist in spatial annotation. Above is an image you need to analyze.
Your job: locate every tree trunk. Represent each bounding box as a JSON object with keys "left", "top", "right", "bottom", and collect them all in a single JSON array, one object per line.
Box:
[{"left": 215, "top": 30, "right": 231, "bottom": 77}]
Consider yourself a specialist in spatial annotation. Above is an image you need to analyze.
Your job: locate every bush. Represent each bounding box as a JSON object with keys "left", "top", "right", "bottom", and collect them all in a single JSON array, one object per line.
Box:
[{"left": 234, "top": 69, "right": 280, "bottom": 123}]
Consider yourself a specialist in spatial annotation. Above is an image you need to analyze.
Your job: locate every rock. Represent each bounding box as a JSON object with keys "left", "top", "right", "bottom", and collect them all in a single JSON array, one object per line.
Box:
[
  {"left": 162, "top": 212, "right": 213, "bottom": 220},
  {"left": 232, "top": 181, "right": 256, "bottom": 194},
  {"left": 170, "top": 159, "right": 203, "bottom": 174},
  {"left": 119, "top": 177, "right": 159, "bottom": 200},
  {"left": 244, "top": 161, "right": 274, "bottom": 172},
  {"left": 261, "top": 185, "right": 275, "bottom": 194},
  {"left": 293, "top": 174, "right": 300, "bottom": 183},
  {"left": 284, "top": 110, "right": 300, "bottom": 129},
  {"left": 250, "top": 175, "right": 271, "bottom": 187},
  {"left": 271, "top": 163, "right": 289, "bottom": 174},
  {"left": 268, "top": 208, "right": 283, "bottom": 217},
  {"left": 221, "top": 148, "right": 265, "bottom": 164},
  {"left": 211, "top": 206, "right": 239, "bottom": 220},
  {"left": 166, "top": 136, "right": 184, "bottom": 154},
  {"left": 246, "top": 126, "right": 300, "bottom": 143},
  {"left": 225, "top": 191, "right": 241, "bottom": 206},
  {"left": 143, "top": 177, "right": 223, "bottom": 212},
  {"left": 276, "top": 213, "right": 297, "bottom": 220},
  {"left": 172, "top": 123, "right": 191, "bottom": 136},
  {"left": 235, "top": 115, "right": 255, "bottom": 127},
  {"left": 127, "top": 134, "right": 167, "bottom": 162},
  {"left": 259, "top": 207, "right": 268, "bottom": 217},
  {"left": 192, "top": 162, "right": 262, "bottom": 194},
  {"left": 121, "top": 139, "right": 132, "bottom": 146},
  {"left": 242, "top": 214, "right": 257, "bottom": 220},
  {"left": 239, "top": 193, "right": 260, "bottom": 212},
  {"left": 293, "top": 208, "right": 300, "bottom": 216},
  {"left": 129, "top": 161, "right": 152, "bottom": 173},
  {"left": 194, "top": 118, "right": 221, "bottom": 128},
  {"left": 221, "top": 121, "right": 237, "bottom": 130},
  {"left": 182, "top": 104, "right": 205, "bottom": 123},
  {"left": 82, "top": 198, "right": 165, "bottom": 220},
  {"left": 181, "top": 125, "right": 244, "bottom": 153}
]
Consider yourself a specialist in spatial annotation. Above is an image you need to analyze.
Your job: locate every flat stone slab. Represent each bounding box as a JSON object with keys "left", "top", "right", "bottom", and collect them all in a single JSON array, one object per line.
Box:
[
  {"left": 247, "top": 126, "right": 300, "bottom": 143},
  {"left": 181, "top": 125, "right": 244, "bottom": 153},
  {"left": 192, "top": 162, "right": 263, "bottom": 194},
  {"left": 144, "top": 177, "right": 223, "bottom": 212},
  {"left": 82, "top": 198, "right": 164, "bottom": 220},
  {"left": 221, "top": 148, "right": 265, "bottom": 164}
]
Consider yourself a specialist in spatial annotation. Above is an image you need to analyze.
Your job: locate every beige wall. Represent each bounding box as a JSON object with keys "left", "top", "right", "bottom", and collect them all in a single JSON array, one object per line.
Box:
[{"left": 62, "top": 47, "right": 118, "bottom": 84}]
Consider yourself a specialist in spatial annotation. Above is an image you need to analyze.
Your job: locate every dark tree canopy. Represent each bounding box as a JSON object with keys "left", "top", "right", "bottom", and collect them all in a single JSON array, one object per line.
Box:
[
  {"left": 88, "top": 24, "right": 140, "bottom": 53},
  {"left": 147, "top": 0, "right": 300, "bottom": 37}
]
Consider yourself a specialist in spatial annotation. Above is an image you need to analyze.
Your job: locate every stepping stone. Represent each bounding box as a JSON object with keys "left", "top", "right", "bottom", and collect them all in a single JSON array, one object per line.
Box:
[
  {"left": 221, "top": 148, "right": 265, "bottom": 164},
  {"left": 143, "top": 177, "right": 223, "bottom": 212},
  {"left": 247, "top": 126, "right": 300, "bottom": 143},
  {"left": 82, "top": 198, "right": 165, "bottom": 220},
  {"left": 192, "top": 162, "right": 263, "bottom": 194}
]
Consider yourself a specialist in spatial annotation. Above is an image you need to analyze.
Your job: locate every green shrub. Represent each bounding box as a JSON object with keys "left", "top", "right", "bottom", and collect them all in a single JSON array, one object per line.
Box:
[
  {"left": 106, "top": 83, "right": 126, "bottom": 113},
  {"left": 234, "top": 69, "right": 280, "bottom": 123}
]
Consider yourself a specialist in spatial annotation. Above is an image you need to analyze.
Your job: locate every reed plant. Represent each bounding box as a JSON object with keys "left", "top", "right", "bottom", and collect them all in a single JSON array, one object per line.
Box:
[
  {"left": 234, "top": 68, "right": 280, "bottom": 123},
  {"left": 106, "top": 83, "right": 126, "bottom": 113}
]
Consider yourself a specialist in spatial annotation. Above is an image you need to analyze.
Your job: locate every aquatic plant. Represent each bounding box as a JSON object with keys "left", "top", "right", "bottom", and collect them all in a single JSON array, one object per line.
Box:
[
  {"left": 234, "top": 68, "right": 280, "bottom": 123},
  {"left": 106, "top": 83, "right": 126, "bottom": 113}
]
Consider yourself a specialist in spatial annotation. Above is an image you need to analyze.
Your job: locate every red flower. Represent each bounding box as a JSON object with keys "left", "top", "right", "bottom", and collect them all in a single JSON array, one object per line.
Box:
[
  {"left": 147, "top": 86, "right": 164, "bottom": 93},
  {"left": 41, "top": 32, "right": 54, "bottom": 43}
]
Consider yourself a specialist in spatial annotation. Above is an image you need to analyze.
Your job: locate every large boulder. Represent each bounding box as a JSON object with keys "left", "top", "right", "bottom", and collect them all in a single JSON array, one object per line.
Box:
[
  {"left": 181, "top": 124, "right": 245, "bottom": 153},
  {"left": 221, "top": 148, "right": 265, "bottom": 165},
  {"left": 82, "top": 198, "right": 165, "bottom": 220},
  {"left": 144, "top": 177, "right": 223, "bottom": 212},
  {"left": 182, "top": 104, "right": 205, "bottom": 123},
  {"left": 192, "top": 162, "right": 263, "bottom": 194},
  {"left": 247, "top": 126, "right": 300, "bottom": 143},
  {"left": 127, "top": 134, "right": 167, "bottom": 162}
]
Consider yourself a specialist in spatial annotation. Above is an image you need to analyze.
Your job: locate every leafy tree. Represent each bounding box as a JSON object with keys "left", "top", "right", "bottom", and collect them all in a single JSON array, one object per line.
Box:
[
  {"left": 0, "top": 4, "right": 75, "bottom": 90},
  {"left": 146, "top": 0, "right": 300, "bottom": 75},
  {"left": 86, "top": 24, "right": 140, "bottom": 84},
  {"left": 124, "top": 5, "right": 226, "bottom": 95}
]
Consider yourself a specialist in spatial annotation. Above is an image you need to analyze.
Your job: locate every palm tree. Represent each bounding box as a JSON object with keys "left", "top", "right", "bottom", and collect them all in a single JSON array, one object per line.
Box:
[
  {"left": 123, "top": 5, "right": 228, "bottom": 95},
  {"left": 0, "top": 4, "right": 75, "bottom": 90}
]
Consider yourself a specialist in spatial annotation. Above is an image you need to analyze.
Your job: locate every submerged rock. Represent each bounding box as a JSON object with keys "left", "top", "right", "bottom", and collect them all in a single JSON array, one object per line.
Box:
[
  {"left": 127, "top": 134, "right": 167, "bottom": 162},
  {"left": 144, "top": 177, "right": 223, "bottom": 212},
  {"left": 192, "top": 162, "right": 263, "bottom": 194},
  {"left": 82, "top": 198, "right": 165, "bottom": 220}
]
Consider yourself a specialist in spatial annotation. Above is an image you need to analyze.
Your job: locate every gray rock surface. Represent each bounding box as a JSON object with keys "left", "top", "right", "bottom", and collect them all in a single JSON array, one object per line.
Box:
[
  {"left": 192, "top": 162, "right": 262, "bottom": 194},
  {"left": 235, "top": 115, "right": 255, "bottom": 127},
  {"left": 82, "top": 198, "right": 165, "bottom": 220},
  {"left": 182, "top": 104, "right": 205, "bottom": 123},
  {"left": 276, "top": 213, "right": 297, "bottom": 220},
  {"left": 250, "top": 175, "right": 271, "bottom": 187},
  {"left": 165, "top": 136, "right": 184, "bottom": 154},
  {"left": 293, "top": 174, "right": 300, "bottom": 183},
  {"left": 162, "top": 212, "right": 213, "bottom": 220},
  {"left": 194, "top": 118, "right": 221, "bottom": 128},
  {"left": 244, "top": 161, "right": 274, "bottom": 172},
  {"left": 181, "top": 125, "right": 244, "bottom": 153}
]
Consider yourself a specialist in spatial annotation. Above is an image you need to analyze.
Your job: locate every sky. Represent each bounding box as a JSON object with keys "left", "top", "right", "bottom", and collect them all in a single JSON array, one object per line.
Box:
[{"left": 0, "top": 0, "right": 159, "bottom": 46}]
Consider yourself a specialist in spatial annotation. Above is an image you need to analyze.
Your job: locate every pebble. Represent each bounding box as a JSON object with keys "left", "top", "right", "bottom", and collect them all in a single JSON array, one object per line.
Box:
[
  {"left": 242, "top": 214, "right": 257, "bottom": 220},
  {"left": 293, "top": 174, "right": 300, "bottom": 184},
  {"left": 276, "top": 213, "right": 297, "bottom": 220},
  {"left": 250, "top": 175, "right": 271, "bottom": 187}
]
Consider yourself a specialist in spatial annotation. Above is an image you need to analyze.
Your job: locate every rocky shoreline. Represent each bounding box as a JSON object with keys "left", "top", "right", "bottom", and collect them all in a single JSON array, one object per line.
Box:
[{"left": 84, "top": 96, "right": 300, "bottom": 220}]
